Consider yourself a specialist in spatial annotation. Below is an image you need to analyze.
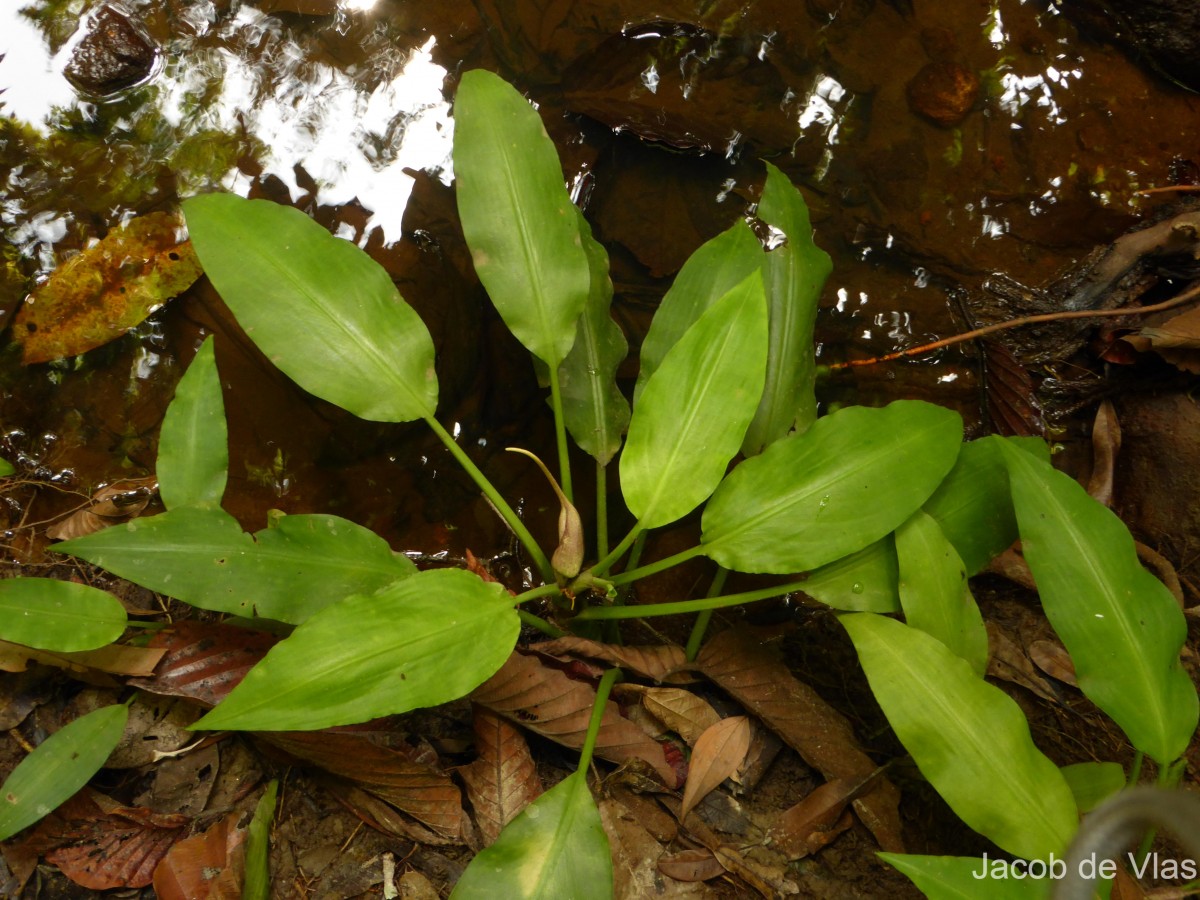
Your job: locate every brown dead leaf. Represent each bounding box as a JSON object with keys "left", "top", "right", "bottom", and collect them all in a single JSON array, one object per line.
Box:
[
  {"left": 0, "top": 639, "right": 163, "bottom": 677},
  {"left": 47, "top": 476, "right": 157, "bottom": 540},
  {"left": 472, "top": 649, "right": 678, "bottom": 787},
  {"left": 534, "top": 636, "right": 698, "bottom": 683},
  {"left": 23, "top": 790, "right": 189, "bottom": 890},
  {"left": 14, "top": 213, "right": 202, "bottom": 364},
  {"left": 1029, "top": 639, "right": 1078, "bottom": 687},
  {"left": 696, "top": 626, "right": 905, "bottom": 853},
  {"left": 325, "top": 781, "right": 464, "bottom": 847},
  {"left": 624, "top": 685, "right": 721, "bottom": 746},
  {"left": 982, "top": 339, "right": 1045, "bottom": 436},
  {"left": 265, "top": 730, "right": 467, "bottom": 840},
  {"left": 766, "top": 778, "right": 864, "bottom": 860},
  {"left": 680, "top": 716, "right": 751, "bottom": 821},
  {"left": 127, "top": 621, "right": 278, "bottom": 707},
  {"left": 597, "top": 799, "right": 707, "bottom": 899},
  {"left": 985, "top": 623, "right": 1060, "bottom": 703},
  {"left": 1121, "top": 305, "right": 1200, "bottom": 373},
  {"left": 657, "top": 848, "right": 728, "bottom": 882},
  {"left": 457, "top": 705, "right": 543, "bottom": 845},
  {"left": 152, "top": 809, "right": 245, "bottom": 900},
  {"left": 1087, "top": 400, "right": 1120, "bottom": 507}
]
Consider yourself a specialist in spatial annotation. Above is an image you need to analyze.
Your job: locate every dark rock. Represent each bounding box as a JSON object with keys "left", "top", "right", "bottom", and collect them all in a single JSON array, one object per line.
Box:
[
  {"left": 905, "top": 61, "right": 979, "bottom": 127},
  {"left": 1059, "top": 0, "right": 1200, "bottom": 92},
  {"left": 62, "top": 5, "right": 159, "bottom": 97}
]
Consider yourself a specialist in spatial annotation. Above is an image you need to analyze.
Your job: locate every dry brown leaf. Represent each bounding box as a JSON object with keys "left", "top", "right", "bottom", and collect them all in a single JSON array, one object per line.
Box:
[
  {"left": 265, "top": 731, "right": 467, "bottom": 839},
  {"left": 982, "top": 546, "right": 1037, "bottom": 590},
  {"left": 0, "top": 639, "right": 164, "bottom": 677},
  {"left": 1029, "top": 640, "right": 1079, "bottom": 687},
  {"left": 1087, "top": 400, "right": 1121, "bottom": 507},
  {"left": 47, "top": 477, "right": 157, "bottom": 540},
  {"left": 985, "top": 623, "right": 1060, "bottom": 703},
  {"left": 982, "top": 339, "right": 1045, "bottom": 436},
  {"left": 472, "top": 650, "right": 678, "bottom": 787},
  {"left": 534, "top": 636, "right": 697, "bottom": 683},
  {"left": 1122, "top": 305, "right": 1200, "bottom": 373},
  {"left": 657, "top": 848, "right": 728, "bottom": 882},
  {"left": 680, "top": 716, "right": 751, "bottom": 821},
  {"left": 151, "top": 809, "right": 245, "bottom": 900},
  {"left": 325, "top": 781, "right": 464, "bottom": 847},
  {"left": 127, "top": 621, "right": 279, "bottom": 708},
  {"left": 766, "top": 778, "right": 862, "bottom": 860},
  {"left": 1134, "top": 540, "right": 1185, "bottom": 606},
  {"left": 634, "top": 686, "right": 722, "bottom": 746},
  {"left": 696, "top": 626, "right": 905, "bottom": 853},
  {"left": 457, "top": 705, "right": 543, "bottom": 845}
]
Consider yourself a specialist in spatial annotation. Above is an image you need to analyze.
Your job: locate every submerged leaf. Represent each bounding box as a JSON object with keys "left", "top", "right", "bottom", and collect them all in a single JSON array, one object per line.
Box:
[
  {"left": 183, "top": 193, "right": 437, "bottom": 422},
  {"left": 621, "top": 270, "right": 768, "bottom": 529},
  {"left": 14, "top": 211, "right": 202, "bottom": 364},
  {"left": 453, "top": 69, "right": 590, "bottom": 367},
  {"left": 1000, "top": 440, "right": 1198, "bottom": 766},
  {"left": 0, "top": 704, "right": 129, "bottom": 841},
  {"left": 450, "top": 770, "right": 611, "bottom": 900},
  {"left": 192, "top": 569, "right": 519, "bottom": 731},
  {"left": 701, "top": 400, "right": 962, "bottom": 573},
  {"left": 742, "top": 162, "right": 831, "bottom": 454},
  {"left": 157, "top": 336, "right": 227, "bottom": 510},
  {"left": 842, "top": 613, "right": 1078, "bottom": 860}
]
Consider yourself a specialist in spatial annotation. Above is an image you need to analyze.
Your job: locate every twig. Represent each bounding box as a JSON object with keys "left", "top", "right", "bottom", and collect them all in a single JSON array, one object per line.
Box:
[{"left": 829, "top": 281, "right": 1200, "bottom": 370}]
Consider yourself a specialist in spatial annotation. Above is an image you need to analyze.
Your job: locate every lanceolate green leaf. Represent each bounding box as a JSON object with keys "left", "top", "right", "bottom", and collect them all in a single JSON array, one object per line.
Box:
[
  {"left": 0, "top": 704, "right": 128, "bottom": 841},
  {"left": 843, "top": 613, "right": 1077, "bottom": 861},
  {"left": 879, "top": 854, "right": 1052, "bottom": 900},
  {"left": 924, "top": 436, "right": 1049, "bottom": 575},
  {"left": 182, "top": 193, "right": 437, "bottom": 423},
  {"left": 0, "top": 578, "right": 126, "bottom": 652},
  {"left": 450, "top": 770, "right": 612, "bottom": 900},
  {"left": 635, "top": 218, "right": 764, "bottom": 403},
  {"left": 157, "top": 336, "right": 227, "bottom": 510},
  {"left": 243, "top": 780, "right": 278, "bottom": 900},
  {"left": 193, "top": 569, "right": 519, "bottom": 731},
  {"left": 896, "top": 510, "right": 988, "bottom": 676},
  {"left": 453, "top": 69, "right": 589, "bottom": 367},
  {"left": 701, "top": 401, "right": 962, "bottom": 574},
  {"left": 1000, "top": 442, "right": 1198, "bottom": 765},
  {"left": 1060, "top": 762, "right": 1125, "bottom": 813},
  {"left": 800, "top": 536, "right": 899, "bottom": 613},
  {"left": 59, "top": 507, "right": 416, "bottom": 624},
  {"left": 620, "top": 271, "right": 768, "bottom": 529},
  {"left": 557, "top": 210, "right": 630, "bottom": 465},
  {"left": 742, "top": 162, "right": 831, "bottom": 455}
]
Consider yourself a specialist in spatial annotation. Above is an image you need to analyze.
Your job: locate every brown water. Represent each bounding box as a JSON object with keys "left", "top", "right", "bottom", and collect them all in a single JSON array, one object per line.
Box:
[{"left": 1, "top": 0, "right": 1197, "bottom": 562}]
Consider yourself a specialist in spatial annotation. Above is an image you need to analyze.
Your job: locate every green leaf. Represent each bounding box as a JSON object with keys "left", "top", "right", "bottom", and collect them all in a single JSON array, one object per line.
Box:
[
  {"left": 842, "top": 613, "right": 1077, "bottom": 860},
  {"left": 1060, "top": 762, "right": 1125, "bottom": 813},
  {"left": 59, "top": 507, "right": 416, "bottom": 624},
  {"left": 182, "top": 193, "right": 437, "bottom": 422},
  {"left": 0, "top": 458, "right": 14, "bottom": 477},
  {"left": 879, "top": 854, "right": 1053, "bottom": 900},
  {"left": 0, "top": 578, "right": 126, "bottom": 652},
  {"left": 450, "top": 770, "right": 612, "bottom": 900},
  {"left": 999, "top": 442, "right": 1198, "bottom": 766},
  {"left": 701, "top": 401, "right": 962, "bottom": 574},
  {"left": 620, "top": 270, "right": 768, "bottom": 529},
  {"left": 193, "top": 569, "right": 519, "bottom": 731},
  {"left": 800, "top": 536, "right": 900, "bottom": 613},
  {"left": 896, "top": 510, "right": 988, "bottom": 676},
  {"left": 0, "top": 704, "right": 128, "bottom": 840},
  {"left": 557, "top": 210, "right": 630, "bottom": 465},
  {"left": 923, "top": 436, "right": 1049, "bottom": 575},
  {"left": 243, "top": 780, "right": 278, "bottom": 900},
  {"left": 636, "top": 218, "right": 763, "bottom": 402},
  {"left": 158, "top": 336, "right": 227, "bottom": 510},
  {"left": 453, "top": 69, "right": 589, "bottom": 367},
  {"left": 742, "top": 162, "right": 831, "bottom": 455}
]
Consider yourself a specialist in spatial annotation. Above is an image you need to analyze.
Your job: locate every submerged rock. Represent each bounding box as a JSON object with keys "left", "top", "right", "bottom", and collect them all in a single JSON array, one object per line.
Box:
[
  {"left": 62, "top": 5, "right": 159, "bottom": 98},
  {"left": 906, "top": 61, "right": 978, "bottom": 127}
]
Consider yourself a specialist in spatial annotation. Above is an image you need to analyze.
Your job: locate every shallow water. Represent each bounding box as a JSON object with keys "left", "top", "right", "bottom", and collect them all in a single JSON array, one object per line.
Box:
[{"left": 1, "top": 0, "right": 1197, "bottom": 559}]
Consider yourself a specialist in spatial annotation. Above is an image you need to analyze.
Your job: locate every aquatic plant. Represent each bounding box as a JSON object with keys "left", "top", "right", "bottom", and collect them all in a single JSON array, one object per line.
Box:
[{"left": 0, "top": 69, "right": 1194, "bottom": 899}]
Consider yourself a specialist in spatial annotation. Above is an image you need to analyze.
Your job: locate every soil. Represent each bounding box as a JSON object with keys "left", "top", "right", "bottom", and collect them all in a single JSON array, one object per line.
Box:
[{"left": 2, "top": 0, "right": 1200, "bottom": 897}]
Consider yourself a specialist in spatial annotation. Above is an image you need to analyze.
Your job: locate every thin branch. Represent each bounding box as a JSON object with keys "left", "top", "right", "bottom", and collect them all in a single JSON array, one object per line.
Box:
[{"left": 829, "top": 282, "right": 1200, "bottom": 370}]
